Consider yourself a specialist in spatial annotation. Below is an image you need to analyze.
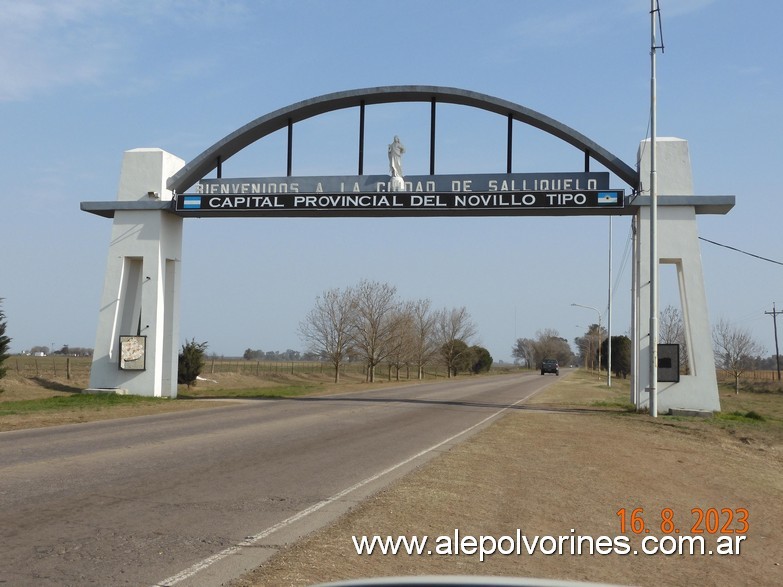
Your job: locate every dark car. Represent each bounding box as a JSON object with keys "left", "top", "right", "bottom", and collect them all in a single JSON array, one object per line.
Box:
[{"left": 540, "top": 359, "right": 559, "bottom": 376}]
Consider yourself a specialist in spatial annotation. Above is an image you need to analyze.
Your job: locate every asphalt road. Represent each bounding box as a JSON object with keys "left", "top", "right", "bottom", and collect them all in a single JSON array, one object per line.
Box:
[{"left": 0, "top": 372, "right": 560, "bottom": 586}]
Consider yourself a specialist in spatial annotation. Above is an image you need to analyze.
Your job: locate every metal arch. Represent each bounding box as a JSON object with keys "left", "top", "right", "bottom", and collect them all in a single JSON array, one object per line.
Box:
[{"left": 166, "top": 85, "right": 639, "bottom": 193}]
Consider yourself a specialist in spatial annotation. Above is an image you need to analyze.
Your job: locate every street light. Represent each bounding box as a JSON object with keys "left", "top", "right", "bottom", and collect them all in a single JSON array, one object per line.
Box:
[{"left": 572, "top": 303, "right": 605, "bottom": 384}]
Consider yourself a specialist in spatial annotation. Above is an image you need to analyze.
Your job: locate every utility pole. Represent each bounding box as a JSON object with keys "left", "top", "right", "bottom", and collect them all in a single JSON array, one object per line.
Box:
[
  {"left": 765, "top": 302, "right": 782, "bottom": 380},
  {"left": 572, "top": 303, "right": 604, "bottom": 384},
  {"left": 607, "top": 217, "right": 613, "bottom": 387},
  {"left": 648, "top": 0, "right": 662, "bottom": 417}
]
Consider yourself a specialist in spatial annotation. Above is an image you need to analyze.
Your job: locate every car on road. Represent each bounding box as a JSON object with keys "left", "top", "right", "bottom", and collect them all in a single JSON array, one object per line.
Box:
[{"left": 540, "top": 359, "right": 559, "bottom": 376}]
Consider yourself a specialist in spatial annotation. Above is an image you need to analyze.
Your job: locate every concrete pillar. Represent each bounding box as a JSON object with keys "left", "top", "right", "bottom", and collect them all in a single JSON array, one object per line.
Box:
[
  {"left": 88, "top": 149, "right": 185, "bottom": 397},
  {"left": 634, "top": 137, "right": 720, "bottom": 412}
]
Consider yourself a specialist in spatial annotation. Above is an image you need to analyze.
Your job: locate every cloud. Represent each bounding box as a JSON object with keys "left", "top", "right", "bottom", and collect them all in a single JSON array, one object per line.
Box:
[
  {"left": 0, "top": 0, "right": 250, "bottom": 102},
  {"left": 613, "top": 0, "right": 718, "bottom": 18},
  {"left": 0, "top": 0, "right": 126, "bottom": 101},
  {"left": 508, "top": 7, "right": 610, "bottom": 48},
  {"left": 503, "top": 0, "right": 719, "bottom": 51},
  {"left": 660, "top": 0, "right": 718, "bottom": 18}
]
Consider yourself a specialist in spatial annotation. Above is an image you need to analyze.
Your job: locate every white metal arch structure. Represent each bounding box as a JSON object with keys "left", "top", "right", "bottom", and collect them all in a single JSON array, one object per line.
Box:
[
  {"left": 166, "top": 85, "right": 639, "bottom": 194},
  {"left": 82, "top": 87, "right": 733, "bottom": 411}
]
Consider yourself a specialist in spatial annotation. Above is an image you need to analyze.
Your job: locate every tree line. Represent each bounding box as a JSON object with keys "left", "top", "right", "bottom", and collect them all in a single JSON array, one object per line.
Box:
[
  {"left": 656, "top": 305, "right": 776, "bottom": 392},
  {"left": 512, "top": 305, "right": 777, "bottom": 390},
  {"left": 512, "top": 329, "right": 573, "bottom": 370},
  {"left": 26, "top": 345, "right": 94, "bottom": 357},
  {"left": 241, "top": 348, "right": 312, "bottom": 362},
  {"left": 298, "top": 279, "right": 491, "bottom": 383}
]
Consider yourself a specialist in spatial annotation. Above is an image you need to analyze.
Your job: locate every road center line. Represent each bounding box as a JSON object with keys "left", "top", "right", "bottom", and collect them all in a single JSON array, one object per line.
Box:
[{"left": 153, "top": 388, "right": 537, "bottom": 586}]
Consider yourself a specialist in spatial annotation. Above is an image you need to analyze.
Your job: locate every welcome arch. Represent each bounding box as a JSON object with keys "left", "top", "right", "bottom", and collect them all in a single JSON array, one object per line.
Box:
[
  {"left": 166, "top": 86, "right": 638, "bottom": 193},
  {"left": 81, "top": 86, "right": 733, "bottom": 412}
]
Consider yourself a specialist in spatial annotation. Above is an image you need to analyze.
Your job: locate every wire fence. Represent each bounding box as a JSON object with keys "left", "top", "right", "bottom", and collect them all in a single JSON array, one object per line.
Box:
[
  {"left": 11, "top": 355, "right": 776, "bottom": 383},
  {"left": 9, "top": 356, "right": 448, "bottom": 381},
  {"left": 717, "top": 369, "right": 780, "bottom": 382},
  {"left": 10, "top": 356, "right": 92, "bottom": 380},
  {"left": 204, "top": 358, "right": 357, "bottom": 376},
  {"left": 204, "top": 358, "right": 447, "bottom": 380}
]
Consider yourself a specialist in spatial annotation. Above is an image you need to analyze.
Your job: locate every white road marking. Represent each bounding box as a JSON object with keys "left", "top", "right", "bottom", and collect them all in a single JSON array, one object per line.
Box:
[{"left": 153, "top": 390, "right": 535, "bottom": 586}]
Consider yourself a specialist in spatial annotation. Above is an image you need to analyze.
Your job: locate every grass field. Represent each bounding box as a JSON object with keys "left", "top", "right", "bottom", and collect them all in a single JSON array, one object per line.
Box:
[
  {"left": 527, "top": 369, "right": 783, "bottom": 447},
  {"left": 2, "top": 362, "right": 781, "bottom": 585},
  {"left": 231, "top": 370, "right": 783, "bottom": 587},
  {"left": 1, "top": 357, "right": 781, "bottom": 441},
  {"left": 0, "top": 357, "right": 467, "bottom": 430},
  {"left": 4, "top": 355, "right": 455, "bottom": 384},
  {"left": 0, "top": 392, "right": 163, "bottom": 416}
]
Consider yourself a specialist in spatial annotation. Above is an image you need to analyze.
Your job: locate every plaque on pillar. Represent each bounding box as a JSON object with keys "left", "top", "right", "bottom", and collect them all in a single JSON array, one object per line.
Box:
[
  {"left": 657, "top": 343, "right": 680, "bottom": 383},
  {"left": 119, "top": 335, "right": 147, "bottom": 370}
]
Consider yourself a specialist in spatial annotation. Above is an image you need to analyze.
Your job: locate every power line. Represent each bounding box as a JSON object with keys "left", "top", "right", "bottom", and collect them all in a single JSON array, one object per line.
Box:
[
  {"left": 699, "top": 237, "right": 783, "bottom": 267},
  {"left": 611, "top": 224, "right": 634, "bottom": 304}
]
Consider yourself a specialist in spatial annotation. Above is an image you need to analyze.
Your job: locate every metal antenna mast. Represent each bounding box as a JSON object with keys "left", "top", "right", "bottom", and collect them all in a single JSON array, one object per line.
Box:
[
  {"left": 607, "top": 217, "right": 613, "bottom": 387},
  {"left": 648, "top": 0, "right": 662, "bottom": 417}
]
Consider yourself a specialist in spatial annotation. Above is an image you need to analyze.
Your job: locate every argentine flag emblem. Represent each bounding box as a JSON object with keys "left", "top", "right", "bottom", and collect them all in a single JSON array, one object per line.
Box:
[
  {"left": 597, "top": 191, "right": 618, "bottom": 205},
  {"left": 183, "top": 196, "right": 201, "bottom": 209}
]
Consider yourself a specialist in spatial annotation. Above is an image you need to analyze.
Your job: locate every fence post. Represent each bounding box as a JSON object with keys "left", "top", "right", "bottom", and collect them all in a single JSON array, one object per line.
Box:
[{"left": 67, "top": 357, "right": 71, "bottom": 380}]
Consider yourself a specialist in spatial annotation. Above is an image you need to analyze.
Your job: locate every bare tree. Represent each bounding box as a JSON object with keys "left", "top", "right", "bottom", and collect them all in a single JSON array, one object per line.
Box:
[
  {"left": 660, "top": 304, "right": 689, "bottom": 374},
  {"left": 531, "top": 329, "right": 572, "bottom": 367},
  {"left": 301, "top": 282, "right": 482, "bottom": 382},
  {"left": 385, "top": 304, "right": 417, "bottom": 381},
  {"left": 712, "top": 318, "right": 765, "bottom": 394},
  {"left": 575, "top": 324, "right": 605, "bottom": 371},
  {"left": 299, "top": 286, "right": 355, "bottom": 383},
  {"left": 408, "top": 299, "right": 438, "bottom": 379},
  {"left": 514, "top": 330, "right": 572, "bottom": 369},
  {"left": 574, "top": 331, "right": 592, "bottom": 369},
  {"left": 350, "top": 280, "right": 399, "bottom": 382},
  {"left": 512, "top": 337, "right": 536, "bottom": 369},
  {"left": 435, "top": 306, "right": 477, "bottom": 377}
]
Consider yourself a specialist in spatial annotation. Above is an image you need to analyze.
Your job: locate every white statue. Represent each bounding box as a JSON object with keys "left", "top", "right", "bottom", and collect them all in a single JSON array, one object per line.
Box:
[{"left": 387, "top": 136, "right": 406, "bottom": 191}]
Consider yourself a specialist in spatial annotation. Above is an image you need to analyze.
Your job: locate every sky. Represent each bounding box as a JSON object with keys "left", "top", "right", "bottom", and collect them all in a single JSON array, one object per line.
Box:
[{"left": 1, "top": 0, "right": 781, "bottom": 363}]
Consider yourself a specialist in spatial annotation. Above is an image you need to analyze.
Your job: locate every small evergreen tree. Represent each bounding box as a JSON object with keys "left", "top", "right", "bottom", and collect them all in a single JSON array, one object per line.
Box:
[
  {"left": 0, "top": 299, "right": 10, "bottom": 380},
  {"left": 601, "top": 335, "right": 632, "bottom": 379},
  {"left": 469, "top": 345, "right": 493, "bottom": 374},
  {"left": 178, "top": 339, "right": 208, "bottom": 389},
  {"left": 442, "top": 339, "right": 470, "bottom": 376}
]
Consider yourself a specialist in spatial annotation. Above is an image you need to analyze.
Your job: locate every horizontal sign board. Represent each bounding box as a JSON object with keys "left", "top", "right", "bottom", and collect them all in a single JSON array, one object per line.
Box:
[
  {"left": 194, "top": 172, "right": 610, "bottom": 196},
  {"left": 174, "top": 189, "right": 624, "bottom": 217},
  {"left": 174, "top": 172, "right": 621, "bottom": 217}
]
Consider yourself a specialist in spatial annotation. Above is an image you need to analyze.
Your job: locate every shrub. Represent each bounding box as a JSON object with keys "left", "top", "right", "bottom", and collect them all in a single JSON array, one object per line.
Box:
[{"left": 178, "top": 339, "right": 208, "bottom": 389}]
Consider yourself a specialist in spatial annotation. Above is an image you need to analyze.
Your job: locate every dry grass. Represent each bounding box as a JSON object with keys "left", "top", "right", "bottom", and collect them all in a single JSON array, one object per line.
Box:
[
  {"left": 231, "top": 370, "right": 783, "bottom": 587},
  {"left": 0, "top": 369, "right": 90, "bottom": 402},
  {"left": 5, "top": 363, "right": 780, "bottom": 584},
  {"left": 0, "top": 363, "right": 452, "bottom": 431}
]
